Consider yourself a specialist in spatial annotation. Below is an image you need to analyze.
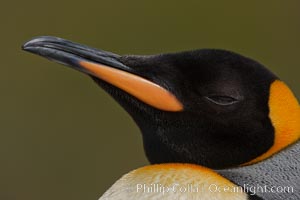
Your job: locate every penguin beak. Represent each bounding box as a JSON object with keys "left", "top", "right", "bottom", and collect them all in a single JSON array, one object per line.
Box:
[{"left": 22, "top": 36, "right": 183, "bottom": 112}]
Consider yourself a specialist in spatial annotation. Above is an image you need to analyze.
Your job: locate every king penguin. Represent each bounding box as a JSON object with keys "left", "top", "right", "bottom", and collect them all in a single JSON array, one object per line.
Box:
[{"left": 22, "top": 36, "right": 300, "bottom": 200}]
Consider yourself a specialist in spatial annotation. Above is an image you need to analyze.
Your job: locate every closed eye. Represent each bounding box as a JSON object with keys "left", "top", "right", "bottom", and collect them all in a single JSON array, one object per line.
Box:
[{"left": 205, "top": 95, "right": 239, "bottom": 106}]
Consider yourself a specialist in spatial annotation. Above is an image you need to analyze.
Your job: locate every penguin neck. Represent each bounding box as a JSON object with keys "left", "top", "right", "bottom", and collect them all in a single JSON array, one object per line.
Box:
[
  {"left": 217, "top": 141, "right": 300, "bottom": 199},
  {"left": 121, "top": 100, "right": 274, "bottom": 169},
  {"left": 130, "top": 111, "right": 209, "bottom": 166}
]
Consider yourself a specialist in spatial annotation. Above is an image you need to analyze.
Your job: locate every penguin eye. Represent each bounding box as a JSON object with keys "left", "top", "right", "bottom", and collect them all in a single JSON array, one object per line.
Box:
[{"left": 205, "top": 95, "right": 238, "bottom": 106}]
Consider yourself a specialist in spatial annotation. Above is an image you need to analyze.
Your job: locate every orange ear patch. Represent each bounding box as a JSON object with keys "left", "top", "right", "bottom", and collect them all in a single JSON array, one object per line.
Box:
[
  {"left": 246, "top": 80, "right": 300, "bottom": 165},
  {"left": 79, "top": 61, "right": 183, "bottom": 112}
]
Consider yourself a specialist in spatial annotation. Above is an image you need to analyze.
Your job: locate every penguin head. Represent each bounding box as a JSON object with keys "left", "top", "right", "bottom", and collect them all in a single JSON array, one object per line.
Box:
[{"left": 23, "top": 36, "right": 300, "bottom": 169}]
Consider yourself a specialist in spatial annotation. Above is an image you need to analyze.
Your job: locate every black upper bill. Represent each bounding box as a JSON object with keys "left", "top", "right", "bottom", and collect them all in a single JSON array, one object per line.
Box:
[{"left": 22, "top": 36, "right": 131, "bottom": 75}]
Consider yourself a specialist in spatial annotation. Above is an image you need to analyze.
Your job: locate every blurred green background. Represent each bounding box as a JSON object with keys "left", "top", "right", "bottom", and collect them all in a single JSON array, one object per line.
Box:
[{"left": 1, "top": 1, "right": 300, "bottom": 200}]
